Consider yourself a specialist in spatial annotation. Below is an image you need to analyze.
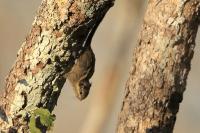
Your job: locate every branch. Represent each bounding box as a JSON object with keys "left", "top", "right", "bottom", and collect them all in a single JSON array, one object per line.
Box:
[
  {"left": 0, "top": 0, "right": 114, "bottom": 132},
  {"left": 117, "top": 0, "right": 200, "bottom": 133}
]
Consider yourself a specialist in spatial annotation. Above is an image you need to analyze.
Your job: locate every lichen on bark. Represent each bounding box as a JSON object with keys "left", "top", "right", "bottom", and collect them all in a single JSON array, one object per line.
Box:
[{"left": 0, "top": 0, "right": 114, "bottom": 132}]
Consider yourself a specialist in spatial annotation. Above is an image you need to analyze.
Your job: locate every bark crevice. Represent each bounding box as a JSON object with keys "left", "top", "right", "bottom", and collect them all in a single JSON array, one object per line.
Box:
[
  {"left": 117, "top": 0, "right": 200, "bottom": 133},
  {"left": 0, "top": 0, "right": 114, "bottom": 132}
]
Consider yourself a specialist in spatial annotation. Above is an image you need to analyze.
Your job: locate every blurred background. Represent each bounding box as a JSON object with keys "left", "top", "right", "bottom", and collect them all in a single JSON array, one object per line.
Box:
[{"left": 0, "top": 0, "right": 199, "bottom": 132}]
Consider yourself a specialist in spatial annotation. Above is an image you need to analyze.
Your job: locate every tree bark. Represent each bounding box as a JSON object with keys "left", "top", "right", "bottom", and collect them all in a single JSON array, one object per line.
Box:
[
  {"left": 117, "top": 0, "right": 200, "bottom": 133},
  {"left": 0, "top": 0, "right": 114, "bottom": 132}
]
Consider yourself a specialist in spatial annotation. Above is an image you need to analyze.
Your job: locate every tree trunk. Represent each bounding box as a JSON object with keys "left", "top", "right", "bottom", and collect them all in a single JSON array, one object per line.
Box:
[
  {"left": 0, "top": 0, "right": 114, "bottom": 132},
  {"left": 117, "top": 0, "right": 200, "bottom": 133}
]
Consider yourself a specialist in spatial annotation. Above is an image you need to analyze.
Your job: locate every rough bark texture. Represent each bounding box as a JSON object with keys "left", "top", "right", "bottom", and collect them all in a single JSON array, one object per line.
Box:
[
  {"left": 117, "top": 0, "right": 200, "bottom": 133},
  {"left": 0, "top": 0, "right": 114, "bottom": 132}
]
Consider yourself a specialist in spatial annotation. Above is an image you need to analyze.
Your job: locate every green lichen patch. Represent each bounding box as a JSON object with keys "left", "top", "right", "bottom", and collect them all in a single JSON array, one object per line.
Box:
[{"left": 29, "top": 108, "right": 56, "bottom": 133}]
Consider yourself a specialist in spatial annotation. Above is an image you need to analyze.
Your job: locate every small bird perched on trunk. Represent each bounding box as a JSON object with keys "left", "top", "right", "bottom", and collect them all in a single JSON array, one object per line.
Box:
[{"left": 66, "top": 46, "right": 95, "bottom": 100}]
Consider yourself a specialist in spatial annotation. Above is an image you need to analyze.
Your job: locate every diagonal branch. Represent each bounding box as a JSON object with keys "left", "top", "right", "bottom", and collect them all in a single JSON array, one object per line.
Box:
[
  {"left": 0, "top": 0, "right": 114, "bottom": 132},
  {"left": 117, "top": 0, "right": 200, "bottom": 133}
]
